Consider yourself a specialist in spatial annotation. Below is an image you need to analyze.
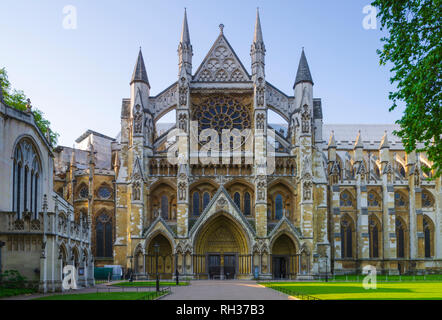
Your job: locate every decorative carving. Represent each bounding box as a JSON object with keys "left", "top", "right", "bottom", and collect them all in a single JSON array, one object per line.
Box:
[
  {"left": 178, "top": 181, "right": 187, "bottom": 201},
  {"left": 132, "top": 181, "right": 141, "bottom": 201},
  {"left": 133, "top": 104, "right": 143, "bottom": 134},
  {"left": 178, "top": 113, "right": 188, "bottom": 132},
  {"left": 256, "top": 112, "right": 265, "bottom": 130},
  {"left": 303, "top": 180, "right": 312, "bottom": 201},
  {"left": 256, "top": 177, "right": 266, "bottom": 201},
  {"left": 301, "top": 105, "right": 310, "bottom": 134}
]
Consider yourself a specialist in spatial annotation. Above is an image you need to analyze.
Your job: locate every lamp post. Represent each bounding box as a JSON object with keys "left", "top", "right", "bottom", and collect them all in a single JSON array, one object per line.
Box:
[
  {"left": 154, "top": 242, "right": 160, "bottom": 292},
  {"left": 175, "top": 252, "right": 179, "bottom": 286}
]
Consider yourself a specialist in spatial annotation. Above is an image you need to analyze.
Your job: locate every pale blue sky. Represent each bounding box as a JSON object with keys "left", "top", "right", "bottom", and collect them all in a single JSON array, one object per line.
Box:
[{"left": 0, "top": 0, "right": 403, "bottom": 146}]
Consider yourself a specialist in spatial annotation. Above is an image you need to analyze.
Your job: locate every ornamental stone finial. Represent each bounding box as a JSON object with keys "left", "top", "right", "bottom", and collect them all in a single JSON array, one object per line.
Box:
[
  {"left": 219, "top": 24, "right": 224, "bottom": 34},
  {"left": 26, "top": 98, "right": 32, "bottom": 113}
]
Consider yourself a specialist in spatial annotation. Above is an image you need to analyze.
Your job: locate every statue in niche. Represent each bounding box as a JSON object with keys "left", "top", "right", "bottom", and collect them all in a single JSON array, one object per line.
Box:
[{"left": 134, "top": 105, "right": 143, "bottom": 134}]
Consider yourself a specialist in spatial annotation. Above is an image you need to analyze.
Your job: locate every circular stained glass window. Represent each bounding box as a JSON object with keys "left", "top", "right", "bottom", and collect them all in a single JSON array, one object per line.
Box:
[
  {"left": 79, "top": 187, "right": 88, "bottom": 199},
  {"left": 192, "top": 96, "right": 251, "bottom": 135},
  {"left": 98, "top": 187, "right": 112, "bottom": 199}
]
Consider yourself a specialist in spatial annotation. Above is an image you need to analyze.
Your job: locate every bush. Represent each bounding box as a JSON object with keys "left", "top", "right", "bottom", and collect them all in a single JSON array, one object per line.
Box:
[{"left": 0, "top": 270, "right": 27, "bottom": 289}]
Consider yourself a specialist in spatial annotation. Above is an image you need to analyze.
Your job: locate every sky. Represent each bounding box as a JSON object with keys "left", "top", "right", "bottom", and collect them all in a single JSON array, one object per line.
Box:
[{"left": 0, "top": 0, "right": 404, "bottom": 147}]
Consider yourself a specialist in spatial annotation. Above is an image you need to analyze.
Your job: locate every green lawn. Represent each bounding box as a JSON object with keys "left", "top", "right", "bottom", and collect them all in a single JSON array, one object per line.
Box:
[
  {"left": 325, "top": 274, "right": 442, "bottom": 282},
  {"left": 112, "top": 281, "right": 189, "bottom": 287},
  {"left": 262, "top": 281, "right": 442, "bottom": 300},
  {"left": 34, "top": 291, "right": 166, "bottom": 300}
]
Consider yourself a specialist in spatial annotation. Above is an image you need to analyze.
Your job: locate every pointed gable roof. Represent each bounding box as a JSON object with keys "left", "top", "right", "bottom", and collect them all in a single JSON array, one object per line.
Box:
[
  {"left": 193, "top": 25, "right": 251, "bottom": 82},
  {"left": 294, "top": 48, "right": 313, "bottom": 88},
  {"left": 131, "top": 49, "right": 150, "bottom": 87}
]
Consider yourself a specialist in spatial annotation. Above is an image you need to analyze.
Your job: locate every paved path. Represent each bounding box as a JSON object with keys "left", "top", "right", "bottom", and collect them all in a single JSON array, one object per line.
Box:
[{"left": 163, "top": 280, "right": 294, "bottom": 300}]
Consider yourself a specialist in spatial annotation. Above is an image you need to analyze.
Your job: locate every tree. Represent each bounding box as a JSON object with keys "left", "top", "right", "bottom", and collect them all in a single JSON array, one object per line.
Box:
[
  {"left": 0, "top": 68, "right": 58, "bottom": 145},
  {"left": 372, "top": 0, "right": 441, "bottom": 178}
]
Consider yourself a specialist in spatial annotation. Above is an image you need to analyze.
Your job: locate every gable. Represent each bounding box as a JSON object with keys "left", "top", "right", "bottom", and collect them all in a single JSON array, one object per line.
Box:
[{"left": 193, "top": 34, "right": 250, "bottom": 83}]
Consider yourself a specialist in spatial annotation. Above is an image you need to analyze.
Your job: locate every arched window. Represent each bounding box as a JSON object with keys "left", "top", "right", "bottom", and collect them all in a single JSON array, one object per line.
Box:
[
  {"left": 275, "top": 194, "right": 283, "bottom": 220},
  {"left": 244, "top": 192, "right": 251, "bottom": 216},
  {"left": 340, "top": 216, "right": 353, "bottom": 258},
  {"left": 394, "top": 192, "right": 407, "bottom": 208},
  {"left": 369, "top": 216, "right": 380, "bottom": 258},
  {"left": 422, "top": 191, "right": 434, "bottom": 208},
  {"left": 367, "top": 192, "right": 380, "bottom": 207},
  {"left": 96, "top": 212, "right": 113, "bottom": 258},
  {"left": 13, "top": 139, "right": 41, "bottom": 219},
  {"left": 193, "top": 192, "right": 200, "bottom": 216},
  {"left": 98, "top": 186, "right": 112, "bottom": 199},
  {"left": 396, "top": 218, "right": 405, "bottom": 258},
  {"left": 161, "top": 195, "right": 169, "bottom": 220},
  {"left": 78, "top": 186, "right": 89, "bottom": 199},
  {"left": 202, "top": 192, "right": 210, "bottom": 212},
  {"left": 423, "top": 216, "right": 433, "bottom": 258},
  {"left": 340, "top": 191, "right": 353, "bottom": 207},
  {"left": 234, "top": 192, "right": 241, "bottom": 211}
]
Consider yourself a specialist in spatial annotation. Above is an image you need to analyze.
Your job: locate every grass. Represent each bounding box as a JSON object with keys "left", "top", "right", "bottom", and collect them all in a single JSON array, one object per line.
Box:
[
  {"left": 112, "top": 281, "right": 189, "bottom": 287},
  {"left": 324, "top": 274, "right": 442, "bottom": 282},
  {"left": 34, "top": 291, "right": 167, "bottom": 300},
  {"left": 0, "top": 288, "right": 36, "bottom": 299},
  {"left": 262, "top": 281, "right": 442, "bottom": 300}
]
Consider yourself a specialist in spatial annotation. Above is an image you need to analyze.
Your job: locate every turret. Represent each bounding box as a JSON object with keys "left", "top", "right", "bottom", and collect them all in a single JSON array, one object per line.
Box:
[
  {"left": 294, "top": 49, "right": 313, "bottom": 136},
  {"left": 354, "top": 131, "right": 364, "bottom": 162},
  {"left": 328, "top": 131, "right": 337, "bottom": 162},
  {"left": 250, "top": 8, "right": 266, "bottom": 80},
  {"left": 178, "top": 8, "right": 193, "bottom": 76},
  {"left": 379, "top": 131, "right": 390, "bottom": 163}
]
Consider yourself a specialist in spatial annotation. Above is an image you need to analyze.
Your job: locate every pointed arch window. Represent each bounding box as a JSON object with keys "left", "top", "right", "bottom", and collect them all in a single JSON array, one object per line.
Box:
[
  {"left": 394, "top": 192, "right": 407, "bottom": 208},
  {"left": 369, "top": 216, "right": 380, "bottom": 258},
  {"left": 423, "top": 216, "right": 433, "bottom": 258},
  {"left": 244, "top": 192, "right": 251, "bottom": 216},
  {"left": 396, "top": 218, "right": 405, "bottom": 258},
  {"left": 202, "top": 192, "right": 211, "bottom": 212},
  {"left": 422, "top": 191, "right": 434, "bottom": 208},
  {"left": 96, "top": 212, "right": 113, "bottom": 258},
  {"left": 161, "top": 195, "right": 169, "bottom": 220},
  {"left": 367, "top": 192, "right": 380, "bottom": 207},
  {"left": 340, "top": 191, "right": 353, "bottom": 207},
  {"left": 275, "top": 194, "right": 283, "bottom": 220},
  {"left": 234, "top": 192, "right": 241, "bottom": 211},
  {"left": 340, "top": 216, "right": 353, "bottom": 258},
  {"left": 193, "top": 192, "right": 200, "bottom": 216},
  {"left": 13, "top": 139, "right": 41, "bottom": 219}
]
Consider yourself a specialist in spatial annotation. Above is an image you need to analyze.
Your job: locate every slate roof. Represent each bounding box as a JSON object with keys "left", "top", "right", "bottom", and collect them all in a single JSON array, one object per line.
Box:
[{"left": 294, "top": 49, "right": 313, "bottom": 87}]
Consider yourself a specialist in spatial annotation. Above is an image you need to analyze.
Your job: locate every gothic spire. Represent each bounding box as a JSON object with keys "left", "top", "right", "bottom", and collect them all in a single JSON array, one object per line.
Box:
[
  {"left": 131, "top": 48, "right": 150, "bottom": 87},
  {"left": 328, "top": 131, "right": 337, "bottom": 148},
  {"left": 253, "top": 8, "right": 264, "bottom": 44},
  {"left": 354, "top": 130, "right": 364, "bottom": 148},
  {"left": 380, "top": 131, "right": 390, "bottom": 149},
  {"left": 70, "top": 145, "right": 76, "bottom": 167},
  {"left": 178, "top": 8, "right": 193, "bottom": 76},
  {"left": 180, "top": 8, "right": 191, "bottom": 45},
  {"left": 294, "top": 48, "right": 313, "bottom": 88}
]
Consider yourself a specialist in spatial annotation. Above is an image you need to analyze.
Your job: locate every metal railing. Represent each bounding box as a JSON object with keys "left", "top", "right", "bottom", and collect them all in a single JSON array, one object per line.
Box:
[{"left": 267, "top": 286, "right": 321, "bottom": 301}]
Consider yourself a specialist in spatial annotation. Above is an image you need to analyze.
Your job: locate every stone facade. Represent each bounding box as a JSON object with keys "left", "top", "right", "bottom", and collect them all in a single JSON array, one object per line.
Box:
[{"left": 0, "top": 101, "right": 93, "bottom": 292}]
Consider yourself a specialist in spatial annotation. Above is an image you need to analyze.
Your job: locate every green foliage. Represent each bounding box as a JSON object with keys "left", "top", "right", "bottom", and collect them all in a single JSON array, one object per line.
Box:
[
  {"left": 0, "top": 269, "right": 27, "bottom": 288},
  {"left": 371, "top": 0, "right": 441, "bottom": 178},
  {"left": 0, "top": 67, "right": 58, "bottom": 146}
]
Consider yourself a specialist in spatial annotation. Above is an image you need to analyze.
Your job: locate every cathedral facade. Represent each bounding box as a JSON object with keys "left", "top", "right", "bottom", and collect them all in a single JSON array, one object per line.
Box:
[{"left": 54, "top": 11, "right": 441, "bottom": 279}]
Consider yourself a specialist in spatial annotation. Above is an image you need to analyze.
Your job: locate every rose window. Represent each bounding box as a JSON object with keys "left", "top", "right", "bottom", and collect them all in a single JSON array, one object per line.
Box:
[{"left": 192, "top": 96, "right": 251, "bottom": 135}]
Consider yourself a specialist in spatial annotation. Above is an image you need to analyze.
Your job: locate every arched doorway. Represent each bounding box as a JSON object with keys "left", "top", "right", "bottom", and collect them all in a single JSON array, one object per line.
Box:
[
  {"left": 146, "top": 234, "right": 173, "bottom": 279},
  {"left": 271, "top": 234, "right": 298, "bottom": 279},
  {"left": 194, "top": 214, "right": 250, "bottom": 279}
]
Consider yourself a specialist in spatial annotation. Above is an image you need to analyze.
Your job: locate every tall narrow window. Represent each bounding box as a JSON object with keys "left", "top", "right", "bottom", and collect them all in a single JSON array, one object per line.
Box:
[
  {"left": 161, "top": 195, "right": 169, "bottom": 220},
  {"left": 203, "top": 192, "right": 210, "bottom": 212},
  {"left": 244, "top": 192, "right": 251, "bottom": 216},
  {"left": 340, "top": 217, "right": 353, "bottom": 258},
  {"left": 424, "top": 217, "right": 432, "bottom": 258},
  {"left": 234, "top": 192, "right": 241, "bottom": 211},
  {"left": 13, "top": 139, "right": 41, "bottom": 219},
  {"left": 369, "top": 217, "right": 380, "bottom": 258},
  {"left": 96, "top": 213, "right": 113, "bottom": 258},
  {"left": 24, "top": 167, "right": 28, "bottom": 212},
  {"left": 396, "top": 219, "right": 405, "bottom": 258},
  {"left": 193, "top": 192, "right": 200, "bottom": 216},
  {"left": 275, "top": 194, "right": 283, "bottom": 220}
]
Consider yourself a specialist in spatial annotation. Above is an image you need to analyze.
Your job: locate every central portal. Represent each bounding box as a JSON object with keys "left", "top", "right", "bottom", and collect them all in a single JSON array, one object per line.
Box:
[{"left": 194, "top": 214, "right": 250, "bottom": 279}]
